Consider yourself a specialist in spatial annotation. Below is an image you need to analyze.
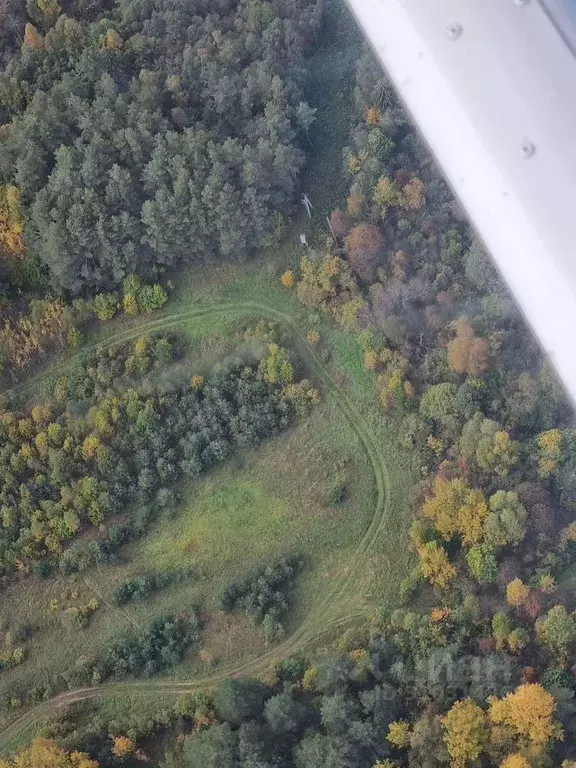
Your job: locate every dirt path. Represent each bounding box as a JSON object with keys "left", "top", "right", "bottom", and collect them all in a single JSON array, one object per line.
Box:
[{"left": 0, "top": 301, "right": 392, "bottom": 752}]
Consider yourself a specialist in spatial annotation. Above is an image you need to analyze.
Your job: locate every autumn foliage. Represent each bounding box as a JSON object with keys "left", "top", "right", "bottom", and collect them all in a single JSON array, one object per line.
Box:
[
  {"left": 329, "top": 209, "right": 353, "bottom": 239},
  {"left": 346, "top": 193, "right": 365, "bottom": 217},
  {"left": 0, "top": 299, "right": 76, "bottom": 372},
  {"left": 506, "top": 578, "right": 530, "bottom": 609},
  {"left": 111, "top": 736, "right": 136, "bottom": 758},
  {"left": 38, "top": 0, "right": 61, "bottom": 22},
  {"left": 401, "top": 177, "right": 425, "bottom": 210},
  {"left": 538, "top": 429, "right": 562, "bottom": 478},
  {"left": 280, "top": 270, "right": 296, "bottom": 289},
  {"left": 500, "top": 755, "right": 531, "bottom": 768},
  {"left": 448, "top": 318, "right": 491, "bottom": 375},
  {"left": 23, "top": 22, "right": 44, "bottom": 51},
  {"left": 345, "top": 223, "right": 383, "bottom": 281},
  {"left": 442, "top": 699, "right": 488, "bottom": 767},
  {"left": 0, "top": 185, "right": 24, "bottom": 255},
  {"left": 365, "top": 105, "right": 381, "bottom": 125},
  {"left": 417, "top": 541, "right": 456, "bottom": 589},
  {"left": 0, "top": 738, "right": 98, "bottom": 768},
  {"left": 488, "top": 684, "right": 562, "bottom": 748},
  {"left": 102, "top": 28, "right": 123, "bottom": 51},
  {"left": 422, "top": 475, "right": 488, "bottom": 546},
  {"left": 387, "top": 720, "right": 411, "bottom": 748}
]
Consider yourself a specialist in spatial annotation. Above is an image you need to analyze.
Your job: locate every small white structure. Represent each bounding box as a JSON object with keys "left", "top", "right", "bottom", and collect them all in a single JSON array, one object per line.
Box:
[{"left": 299, "top": 233, "right": 308, "bottom": 247}]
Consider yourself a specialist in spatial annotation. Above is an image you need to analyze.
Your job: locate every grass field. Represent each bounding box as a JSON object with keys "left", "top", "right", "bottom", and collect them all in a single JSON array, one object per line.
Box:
[
  {"left": 0, "top": 275, "right": 415, "bottom": 705},
  {"left": 0, "top": 1, "right": 419, "bottom": 751}
]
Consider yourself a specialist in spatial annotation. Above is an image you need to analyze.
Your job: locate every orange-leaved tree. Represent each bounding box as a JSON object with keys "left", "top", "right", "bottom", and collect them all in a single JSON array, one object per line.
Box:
[
  {"left": 23, "top": 23, "right": 45, "bottom": 51},
  {"left": 448, "top": 318, "right": 491, "bottom": 375},
  {"left": 345, "top": 223, "right": 383, "bottom": 281}
]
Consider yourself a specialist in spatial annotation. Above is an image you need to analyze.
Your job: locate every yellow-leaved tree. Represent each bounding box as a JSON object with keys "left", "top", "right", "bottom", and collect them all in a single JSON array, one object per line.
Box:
[
  {"left": 422, "top": 475, "right": 488, "bottom": 546},
  {"left": 37, "top": 0, "right": 61, "bottom": 23},
  {"left": 111, "top": 736, "right": 136, "bottom": 758},
  {"left": 448, "top": 318, "right": 491, "bottom": 376},
  {"left": 417, "top": 541, "right": 456, "bottom": 589},
  {"left": 506, "top": 578, "right": 530, "bottom": 609},
  {"left": 500, "top": 755, "right": 531, "bottom": 768},
  {"left": 102, "top": 29, "right": 123, "bottom": 51},
  {"left": 0, "top": 738, "right": 98, "bottom": 768},
  {"left": 387, "top": 721, "right": 411, "bottom": 749},
  {"left": 400, "top": 177, "right": 425, "bottom": 210},
  {"left": 373, "top": 175, "right": 401, "bottom": 214},
  {"left": 365, "top": 105, "right": 381, "bottom": 125},
  {"left": 0, "top": 185, "right": 24, "bottom": 255},
  {"left": 488, "top": 684, "right": 563, "bottom": 749},
  {"left": 280, "top": 270, "right": 296, "bottom": 289},
  {"left": 537, "top": 429, "right": 562, "bottom": 478},
  {"left": 442, "top": 699, "right": 489, "bottom": 767}
]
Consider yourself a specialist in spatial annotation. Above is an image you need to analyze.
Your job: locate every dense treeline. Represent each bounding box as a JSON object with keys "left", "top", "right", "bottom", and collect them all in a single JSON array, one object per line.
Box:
[
  {"left": 0, "top": 333, "right": 296, "bottom": 574},
  {"left": 0, "top": 0, "right": 321, "bottom": 293},
  {"left": 33, "top": 617, "right": 576, "bottom": 768},
  {"left": 157, "top": 636, "right": 571, "bottom": 768}
]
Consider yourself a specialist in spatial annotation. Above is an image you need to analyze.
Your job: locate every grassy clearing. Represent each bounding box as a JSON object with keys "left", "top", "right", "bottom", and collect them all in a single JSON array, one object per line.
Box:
[
  {"left": 0, "top": 279, "right": 416, "bottom": 732},
  {"left": 0, "top": 325, "right": 396, "bottom": 699}
]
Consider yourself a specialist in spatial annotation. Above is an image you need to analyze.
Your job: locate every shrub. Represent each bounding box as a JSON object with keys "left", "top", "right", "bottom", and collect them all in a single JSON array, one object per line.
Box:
[
  {"left": 280, "top": 270, "right": 296, "bottom": 289},
  {"left": 92, "top": 293, "right": 119, "bottom": 321},
  {"left": 123, "top": 293, "right": 139, "bottom": 315},
  {"left": 113, "top": 571, "right": 182, "bottom": 605},
  {"left": 33, "top": 560, "right": 54, "bottom": 579},
  {"left": 100, "top": 613, "right": 201, "bottom": 681},
  {"left": 59, "top": 541, "right": 106, "bottom": 575},
  {"left": 139, "top": 283, "right": 168, "bottom": 312},
  {"left": 325, "top": 479, "right": 347, "bottom": 506},
  {"left": 219, "top": 556, "right": 303, "bottom": 639}
]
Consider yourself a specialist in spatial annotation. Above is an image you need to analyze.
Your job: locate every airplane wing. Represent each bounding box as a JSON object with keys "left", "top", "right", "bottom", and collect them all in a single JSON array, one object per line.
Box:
[{"left": 346, "top": 0, "right": 576, "bottom": 402}]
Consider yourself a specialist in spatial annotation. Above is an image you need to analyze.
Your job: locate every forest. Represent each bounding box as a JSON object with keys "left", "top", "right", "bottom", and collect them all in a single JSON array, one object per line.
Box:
[
  {"left": 0, "top": 0, "right": 321, "bottom": 293},
  {"left": 0, "top": 0, "right": 576, "bottom": 766}
]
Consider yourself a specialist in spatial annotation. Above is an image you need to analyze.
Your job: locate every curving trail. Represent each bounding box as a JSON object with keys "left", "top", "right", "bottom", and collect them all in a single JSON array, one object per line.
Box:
[{"left": 0, "top": 302, "right": 393, "bottom": 752}]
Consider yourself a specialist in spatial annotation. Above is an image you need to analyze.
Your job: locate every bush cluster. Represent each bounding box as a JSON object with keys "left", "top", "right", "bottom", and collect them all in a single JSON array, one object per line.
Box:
[{"left": 219, "top": 557, "right": 303, "bottom": 640}]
